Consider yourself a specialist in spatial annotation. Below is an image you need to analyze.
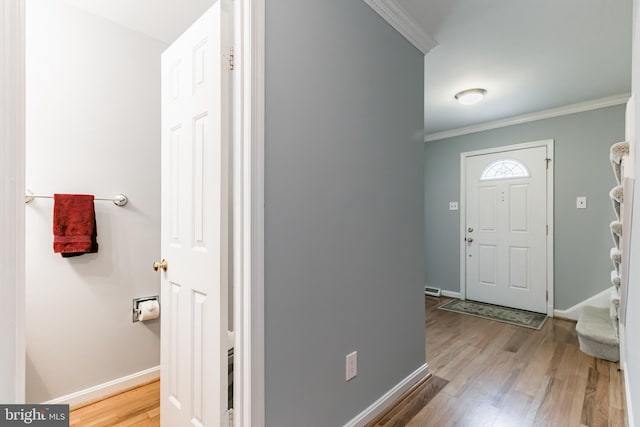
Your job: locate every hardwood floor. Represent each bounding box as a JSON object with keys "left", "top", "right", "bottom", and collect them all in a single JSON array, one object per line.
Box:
[
  {"left": 70, "top": 297, "right": 626, "bottom": 426},
  {"left": 372, "top": 297, "right": 626, "bottom": 427},
  {"left": 69, "top": 380, "right": 160, "bottom": 426}
]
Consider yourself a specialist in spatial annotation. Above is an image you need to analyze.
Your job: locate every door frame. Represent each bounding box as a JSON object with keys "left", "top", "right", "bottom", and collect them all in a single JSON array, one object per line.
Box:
[
  {"left": 233, "top": 1, "right": 265, "bottom": 425},
  {"left": 459, "top": 139, "right": 554, "bottom": 316},
  {"left": 0, "top": 1, "right": 266, "bottom": 425},
  {"left": 0, "top": 0, "right": 26, "bottom": 404}
]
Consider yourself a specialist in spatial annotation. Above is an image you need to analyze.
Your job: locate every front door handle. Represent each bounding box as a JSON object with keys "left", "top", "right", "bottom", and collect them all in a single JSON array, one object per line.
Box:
[{"left": 466, "top": 237, "right": 474, "bottom": 243}]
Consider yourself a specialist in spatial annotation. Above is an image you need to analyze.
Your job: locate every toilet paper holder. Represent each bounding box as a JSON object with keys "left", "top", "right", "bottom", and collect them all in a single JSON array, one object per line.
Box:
[{"left": 132, "top": 296, "right": 160, "bottom": 322}]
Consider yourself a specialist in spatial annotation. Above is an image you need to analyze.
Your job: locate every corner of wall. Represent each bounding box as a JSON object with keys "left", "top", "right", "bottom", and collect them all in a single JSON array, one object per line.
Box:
[{"left": 553, "top": 287, "right": 614, "bottom": 321}]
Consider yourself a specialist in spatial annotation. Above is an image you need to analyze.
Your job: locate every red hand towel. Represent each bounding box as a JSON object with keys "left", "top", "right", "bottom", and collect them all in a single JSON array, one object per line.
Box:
[{"left": 53, "top": 194, "right": 98, "bottom": 257}]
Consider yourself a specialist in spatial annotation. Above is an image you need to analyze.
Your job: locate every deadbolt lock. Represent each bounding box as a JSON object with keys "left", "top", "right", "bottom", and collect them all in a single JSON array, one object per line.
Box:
[{"left": 468, "top": 227, "right": 474, "bottom": 232}]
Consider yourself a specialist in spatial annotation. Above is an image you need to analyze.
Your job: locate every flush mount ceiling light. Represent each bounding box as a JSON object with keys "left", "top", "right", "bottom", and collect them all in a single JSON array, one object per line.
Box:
[{"left": 454, "top": 88, "right": 487, "bottom": 106}]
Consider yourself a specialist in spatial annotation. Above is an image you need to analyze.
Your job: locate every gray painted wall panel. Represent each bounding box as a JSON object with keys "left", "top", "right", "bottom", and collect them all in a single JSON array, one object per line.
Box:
[
  {"left": 265, "top": 1, "right": 425, "bottom": 425},
  {"left": 425, "top": 105, "right": 625, "bottom": 310}
]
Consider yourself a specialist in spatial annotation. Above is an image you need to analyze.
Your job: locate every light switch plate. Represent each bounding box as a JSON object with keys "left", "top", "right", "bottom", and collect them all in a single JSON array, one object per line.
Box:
[
  {"left": 449, "top": 202, "right": 459, "bottom": 211},
  {"left": 576, "top": 196, "right": 587, "bottom": 209},
  {"left": 346, "top": 351, "right": 357, "bottom": 381}
]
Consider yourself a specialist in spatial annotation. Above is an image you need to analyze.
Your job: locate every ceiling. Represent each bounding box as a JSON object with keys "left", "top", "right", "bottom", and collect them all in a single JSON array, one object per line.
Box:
[
  {"left": 63, "top": 0, "right": 632, "bottom": 138},
  {"left": 395, "top": 0, "right": 633, "bottom": 136},
  {"left": 62, "top": 0, "right": 215, "bottom": 45}
]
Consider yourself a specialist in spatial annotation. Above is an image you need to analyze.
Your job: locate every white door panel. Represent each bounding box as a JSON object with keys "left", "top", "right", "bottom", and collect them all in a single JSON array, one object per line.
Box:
[
  {"left": 478, "top": 186, "right": 497, "bottom": 231},
  {"left": 465, "top": 146, "right": 547, "bottom": 313},
  {"left": 160, "top": 2, "right": 231, "bottom": 426}
]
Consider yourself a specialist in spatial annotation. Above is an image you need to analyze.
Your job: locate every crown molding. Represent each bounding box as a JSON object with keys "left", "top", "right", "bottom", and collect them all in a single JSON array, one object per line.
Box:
[
  {"left": 363, "top": 0, "right": 437, "bottom": 55},
  {"left": 425, "top": 93, "right": 631, "bottom": 142}
]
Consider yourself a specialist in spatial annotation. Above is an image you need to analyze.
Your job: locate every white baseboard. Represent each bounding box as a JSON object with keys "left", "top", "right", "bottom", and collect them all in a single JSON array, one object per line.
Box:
[
  {"left": 43, "top": 365, "right": 160, "bottom": 407},
  {"left": 553, "top": 287, "right": 613, "bottom": 321},
  {"left": 441, "top": 290, "right": 462, "bottom": 299},
  {"left": 343, "top": 363, "right": 429, "bottom": 427},
  {"left": 622, "top": 359, "right": 635, "bottom": 427}
]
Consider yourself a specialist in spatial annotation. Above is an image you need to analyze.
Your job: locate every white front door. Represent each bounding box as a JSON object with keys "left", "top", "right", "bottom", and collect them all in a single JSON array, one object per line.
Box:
[
  {"left": 464, "top": 145, "right": 548, "bottom": 313},
  {"left": 160, "top": 2, "right": 231, "bottom": 426}
]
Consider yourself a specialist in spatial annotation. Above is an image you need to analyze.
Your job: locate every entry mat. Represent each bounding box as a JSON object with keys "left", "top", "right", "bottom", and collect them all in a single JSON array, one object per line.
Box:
[{"left": 437, "top": 299, "right": 548, "bottom": 330}]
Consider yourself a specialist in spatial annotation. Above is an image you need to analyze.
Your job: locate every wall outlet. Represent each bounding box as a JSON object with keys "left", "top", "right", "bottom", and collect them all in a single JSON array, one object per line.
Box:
[
  {"left": 346, "top": 351, "right": 357, "bottom": 381},
  {"left": 449, "top": 202, "right": 459, "bottom": 211},
  {"left": 576, "top": 196, "right": 587, "bottom": 209}
]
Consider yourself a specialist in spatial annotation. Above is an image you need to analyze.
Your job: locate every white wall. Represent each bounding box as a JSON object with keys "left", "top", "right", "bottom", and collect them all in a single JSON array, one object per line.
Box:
[
  {"left": 25, "top": 0, "right": 165, "bottom": 403},
  {"left": 625, "top": 1, "right": 640, "bottom": 425}
]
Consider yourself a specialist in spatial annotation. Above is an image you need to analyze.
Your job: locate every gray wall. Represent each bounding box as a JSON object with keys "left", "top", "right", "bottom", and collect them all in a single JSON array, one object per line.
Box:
[
  {"left": 265, "top": 1, "right": 425, "bottom": 425},
  {"left": 425, "top": 105, "right": 625, "bottom": 310}
]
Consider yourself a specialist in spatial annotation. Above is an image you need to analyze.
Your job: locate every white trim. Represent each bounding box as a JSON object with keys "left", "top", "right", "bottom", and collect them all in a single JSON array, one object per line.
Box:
[
  {"left": 553, "top": 287, "right": 613, "bottom": 321},
  {"left": 425, "top": 94, "right": 631, "bottom": 142},
  {"left": 441, "top": 290, "right": 462, "bottom": 299},
  {"left": 459, "top": 140, "right": 555, "bottom": 315},
  {"left": 342, "top": 364, "right": 430, "bottom": 427},
  {"left": 44, "top": 366, "right": 160, "bottom": 407},
  {"left": 459, "top": 153, "right": 467, "bottom": 301},
  {"left": 233, "top": 0, "right": 265, "bottom": 426},
  {"left": 0, "top": 0, "right": 25, "bottom": 404},
  {"left": 362, "top": 0, "right": 437, "bottom": 55},
  {"left": 546, "top": 141, "right": 555, "bottom": 316},
  {"left": 622, "top": 358, "right": 635, "bottom": 427},
  {"left": 619, "top": 323, "right": 627, "bottom": 375}
]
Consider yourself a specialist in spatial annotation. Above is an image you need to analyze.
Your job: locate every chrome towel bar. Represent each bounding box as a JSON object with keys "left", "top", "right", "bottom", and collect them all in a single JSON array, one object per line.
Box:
[{"left": 25, "top": 190, "right": 128, "bottom": 207}]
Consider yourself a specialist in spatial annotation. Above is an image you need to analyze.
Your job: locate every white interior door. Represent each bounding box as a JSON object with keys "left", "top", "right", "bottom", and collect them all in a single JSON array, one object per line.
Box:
[
  {"left": 465, "top": 146, "right": 548, "bottom": 313},
  {"left": 160, "top": 2, "right": 231, "bottom": 426}
]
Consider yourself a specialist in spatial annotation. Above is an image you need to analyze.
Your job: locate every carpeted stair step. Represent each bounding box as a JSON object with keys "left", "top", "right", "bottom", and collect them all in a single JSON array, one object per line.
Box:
[{"left": 576, "top": 305, "right": 619, "bottom": 362}]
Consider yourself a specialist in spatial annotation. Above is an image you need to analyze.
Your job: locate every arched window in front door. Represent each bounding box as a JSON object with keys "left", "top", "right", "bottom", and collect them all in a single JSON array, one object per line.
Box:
[{"left": 480, "top": 159, "right": 530, "bottom": 181}]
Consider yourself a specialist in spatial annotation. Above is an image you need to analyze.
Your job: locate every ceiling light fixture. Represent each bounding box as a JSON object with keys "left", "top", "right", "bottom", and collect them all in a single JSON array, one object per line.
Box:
[{"left": 455, "top": 88, "right": 487, "bottom": 106}]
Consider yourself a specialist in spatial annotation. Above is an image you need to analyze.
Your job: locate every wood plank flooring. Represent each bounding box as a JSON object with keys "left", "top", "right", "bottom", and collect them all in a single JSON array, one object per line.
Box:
[
  {"left": 69, "top": 380, "right": 160, "bottom": 426},
  {"left": 372, "top": 297, "right": 626, "bottom": 427},
  {"left": 69, "top": 296, "right": 625, "bottom": 426}
]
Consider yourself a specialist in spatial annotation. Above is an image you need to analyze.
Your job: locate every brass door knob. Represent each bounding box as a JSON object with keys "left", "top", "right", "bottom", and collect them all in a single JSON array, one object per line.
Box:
[
  {"left": 466, "top": 237, "right": 474, "bottom": 243},
  {"left": 153, "top": 259, "right": 168, "bottom": 272}
]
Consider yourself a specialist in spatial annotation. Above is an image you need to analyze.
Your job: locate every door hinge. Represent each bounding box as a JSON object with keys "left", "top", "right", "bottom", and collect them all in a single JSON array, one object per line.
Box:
[
  {"left": 227, "top": 47, "right": 235, "bottom": 71},
  {"left": 226, "top": 409, "right": 233, "bottom": 427},
  {"left": 545, "top": 158, "right": 551, "bottom": 169},
  {"left": 546, "top": 225, "right": 548, "bottom": 235},
  {"left": 546, "top": 290, "right": 549, "bottom": 301}
]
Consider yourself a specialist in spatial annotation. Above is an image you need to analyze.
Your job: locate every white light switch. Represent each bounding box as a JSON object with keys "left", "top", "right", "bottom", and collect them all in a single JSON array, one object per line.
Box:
[
  {"left": 449, "top": 202, "right": 459, "bottom": 211},
  {"left": 346, "top": 351, "right": 357, "bottom": 381},
  {"left": 577, "top": 196, "right": 587, "bottom": 209}
]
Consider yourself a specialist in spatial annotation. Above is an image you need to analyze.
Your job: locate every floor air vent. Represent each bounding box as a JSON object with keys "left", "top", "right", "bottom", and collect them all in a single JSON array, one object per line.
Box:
[{"left": 424, "top": 287, "right": 441, "bottom": 297}]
